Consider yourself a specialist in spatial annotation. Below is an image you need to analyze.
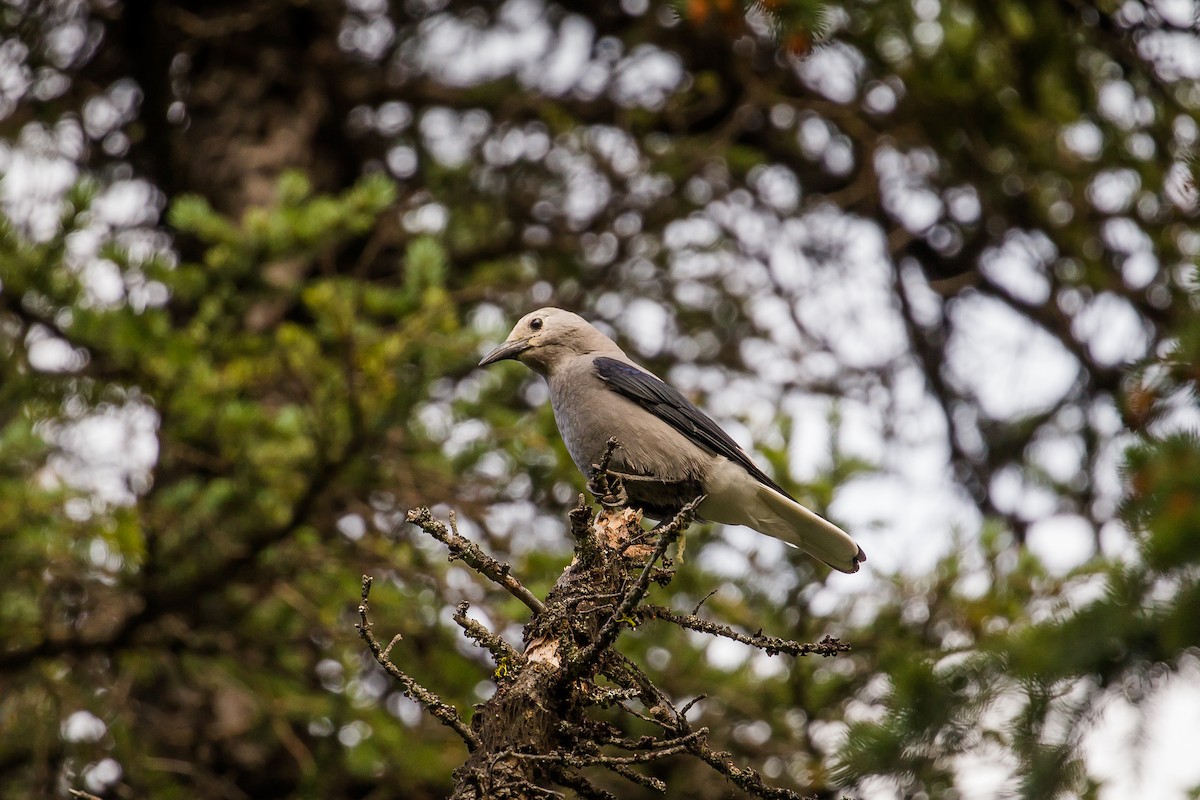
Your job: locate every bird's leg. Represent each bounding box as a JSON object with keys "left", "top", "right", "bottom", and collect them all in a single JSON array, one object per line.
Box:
[
  {"left": 588, "top": 437, "right": 628, "bottom": 508},
  {"left": 588, "top": 472, "right": 628, "bottom": 510},
  {"left": 585, "top": 472, "right": 608, "bottom": 500}
]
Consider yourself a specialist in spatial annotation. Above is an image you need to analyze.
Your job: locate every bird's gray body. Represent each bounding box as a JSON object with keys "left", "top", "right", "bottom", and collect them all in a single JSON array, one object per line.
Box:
[
  {"left": 547, "top": 357, "right": 700, "bottom": 482},
  {"left": 479, "top": 307, "right": 866, "bottom": 573},
  {"left": 549, "top": 353, "right": 711, "bottom": 516}
]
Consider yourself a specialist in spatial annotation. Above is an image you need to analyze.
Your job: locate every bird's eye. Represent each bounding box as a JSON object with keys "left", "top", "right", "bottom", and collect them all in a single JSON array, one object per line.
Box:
[{"left": 530, "top": 318, "right": 543, "bottom": 331}]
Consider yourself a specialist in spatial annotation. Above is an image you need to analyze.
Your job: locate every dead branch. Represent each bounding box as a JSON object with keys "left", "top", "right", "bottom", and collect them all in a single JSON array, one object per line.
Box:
[
  {"left": 637, "top": 604, "right": 851, "bottom": 657},
  {"left": 354, "top": 576, "right": 479, "bottom": 751},
  {"left": 567, "top": 494, "right": 704, "bottom": 680},
  {"left": 453, "top": 600, "right": 522, "bottom": 668},
  {"left": 406, "top": 507, "right": 546, "bottom": 614},
  {"left": 359, "top": 483, "right": 848, "bottom": 799}
]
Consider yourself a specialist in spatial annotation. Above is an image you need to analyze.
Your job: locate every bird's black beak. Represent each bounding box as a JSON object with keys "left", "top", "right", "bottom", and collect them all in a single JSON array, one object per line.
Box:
[{"left": 478, "top": 339, "right": 531, "bottom": 367}]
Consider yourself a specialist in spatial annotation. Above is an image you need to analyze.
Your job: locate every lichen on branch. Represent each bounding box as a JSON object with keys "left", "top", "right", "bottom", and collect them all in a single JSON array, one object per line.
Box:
[{"left": 360, "top": 476, "right": 847, "bottom": 799}]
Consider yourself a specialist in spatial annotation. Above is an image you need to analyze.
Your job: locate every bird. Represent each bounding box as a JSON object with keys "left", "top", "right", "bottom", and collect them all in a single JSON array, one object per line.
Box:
[{"left": 478, "top": 307, "right": 866, "bottom": 574}]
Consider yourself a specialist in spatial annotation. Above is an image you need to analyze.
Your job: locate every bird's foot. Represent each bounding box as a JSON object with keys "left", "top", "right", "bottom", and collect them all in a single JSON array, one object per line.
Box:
[
  {"left": 588, "top": 438, "right": 628, "bottom": 508},
  {"left": 588, "top": 470, "right": 629, "bottom": 509}
]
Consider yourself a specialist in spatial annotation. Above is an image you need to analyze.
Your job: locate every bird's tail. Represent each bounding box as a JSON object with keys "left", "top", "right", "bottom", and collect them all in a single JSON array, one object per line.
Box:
[{"left": 750, "top": 484, "right": 866, "bottom": 574}]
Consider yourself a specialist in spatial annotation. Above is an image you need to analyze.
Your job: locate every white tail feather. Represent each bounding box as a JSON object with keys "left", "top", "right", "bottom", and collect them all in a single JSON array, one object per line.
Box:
[
  {"left": 698, "top": 460, "right": 866, "bottom": 574},
  {"left": 751, "top": 484, "right": 864, "bottom": 573}
]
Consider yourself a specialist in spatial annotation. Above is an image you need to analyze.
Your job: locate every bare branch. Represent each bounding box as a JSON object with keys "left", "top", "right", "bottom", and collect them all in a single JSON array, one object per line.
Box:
[
  {"left": 638, "top": 605, "right": 852, "bottom": 657},
  {"left": 679, "top": 694, "right": 707, "bottom": 720},
  {"left": 371, "top": 495, "right": 850, "bottom": 799},
  {"left": 505, "top": 727, "right": 707, "bottom": 767},
  {"left": 569, "top": 495, "right": 704, "bottom": 678},
  {"left": 601, "top": 651, "right": 688, "bottom": 730},
  {"left": 355, "top": 576, "right": 479, "bottom": 751},
  {"left": 453, "top": 600, "right": 521, "bottom": 667},
  {"left": 406, "top": 507, "right": 546, "bottom": 614},
  {"left": 603, "top": 763, "right": 667, "bottom": 792},
  {"left": 691, "top": 587, "right": 719, "bottom": 615},
  {"left": 689, "top": 742, "right": 816, "bottom": 800},
  {"left": 544, "top": 767, "right": 616, "bottom": 800},
  {"left": 602, "top": 728, "right": 711, "bottom": 753}
]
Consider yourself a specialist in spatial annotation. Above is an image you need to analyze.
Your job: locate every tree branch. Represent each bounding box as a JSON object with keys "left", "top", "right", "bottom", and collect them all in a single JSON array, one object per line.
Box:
[
  {"left": 568, "top": 494, "right": 704, "bottom": 679},
  {"left": 367, "top": 496, "right": 849, "bottom": 799},
  {"left": 453, "top": 600, "right": 521, "bottom": 668},
  {"left": 637, "top": 605, "right": 851, "bottom": 657},
  {"left": 406, "top": 507, "right": 546, "bottom": 614},
  {"left": 504, "top": 727, "right": 707, "bottom": 766},
  {"left": 355, "top": 575, "right": 479, "bottom": 751},
  {"left": 689, "top": 742, "right": 815, "bottom": 800}
]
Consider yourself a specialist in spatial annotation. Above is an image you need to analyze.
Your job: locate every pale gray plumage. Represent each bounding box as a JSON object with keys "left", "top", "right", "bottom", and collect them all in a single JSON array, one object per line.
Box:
[{"left": 479, "top": 307, "right": 866, "bottom": 574}]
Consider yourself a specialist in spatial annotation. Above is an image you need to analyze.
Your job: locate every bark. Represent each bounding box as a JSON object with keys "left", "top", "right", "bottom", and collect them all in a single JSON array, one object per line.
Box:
[{"left": 367, "top": 475, "right": 848, "bottom": 800}]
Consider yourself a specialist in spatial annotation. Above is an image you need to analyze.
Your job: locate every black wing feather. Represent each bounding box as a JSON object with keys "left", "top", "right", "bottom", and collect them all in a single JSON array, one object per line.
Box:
[{"left": 593, "top": 357, "right": 793, "bottom": 499}]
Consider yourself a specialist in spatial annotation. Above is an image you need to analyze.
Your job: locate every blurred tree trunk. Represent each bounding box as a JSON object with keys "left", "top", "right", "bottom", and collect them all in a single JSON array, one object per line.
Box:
[{"left": 99, "top": 0, "right": 384, "bottom": 214}]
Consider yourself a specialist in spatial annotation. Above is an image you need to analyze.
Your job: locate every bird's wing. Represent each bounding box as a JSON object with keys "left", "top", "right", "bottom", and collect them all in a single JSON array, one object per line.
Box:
[{"left": 593, "top": 357, "right": 793, "bottom": 499}]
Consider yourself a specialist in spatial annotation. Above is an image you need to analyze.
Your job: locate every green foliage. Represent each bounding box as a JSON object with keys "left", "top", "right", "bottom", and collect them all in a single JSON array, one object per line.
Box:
[
  {"left": 830, "top": 303, "right": 1200, "bottom": 799},
  {"left": 0, "top": 175, "right": 500, "bottom": 798}
]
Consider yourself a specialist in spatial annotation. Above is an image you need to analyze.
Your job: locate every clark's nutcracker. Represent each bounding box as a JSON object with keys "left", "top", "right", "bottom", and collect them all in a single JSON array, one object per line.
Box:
[{"left": 479, "top": 307, "right": 866, "bottom": 574}]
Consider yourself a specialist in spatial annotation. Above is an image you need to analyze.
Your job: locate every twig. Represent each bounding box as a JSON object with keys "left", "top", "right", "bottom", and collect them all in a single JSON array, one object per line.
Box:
[
  {"left": 637, "top": 606, "right": 851, "bottom": 657},
  {"left": 602, "top": 728, "right": 710, "bottom": 752},
  {"left": 689, "top": 741, "right": 814, "bottom": 800},
  {"left": 604, "top": 762, "right": 667, "bottom": 792},
  {"left": 355, "top": 576, "right": 479, "bottom": 751},
  {"left": 596, "top": 648, "right": 816, "bottom": 800},
  {"left": 602, "top": 651, "right": 685, "bottom": 730},
  {"left": 545, "top": 766, "right": 616, "bottom": 800},
  {"left": 579, "top": 684, "right": 642, "bottom": 708},
  {"left": 68, "top": 791, "right": 103, "bottom": 800},
  {"left": 679, "top": 694, "right": 707, "bottom": 719},
  {"left": 406, "top": 508, "right": 546, "bottom": 614},
  {"left": 506, "top": 779, "right": 565, "bottom": 799},
  {"left": 587, "top": 437, "right": 628, "bottom": 508},
  {"left": 506, "top": 729, "right": 707, "bottom": 766},
  {"left": 569, "top": 495, "right": 704, "bottom": 678},
  {"left": 616, "top": 700, "right": 670, "bottom": 729},
  {"left": 691, "top": 588, "right": 720, "bottom": 615},
  {"left": 452, "top": 601, "right": 521, "bottom": 667}
]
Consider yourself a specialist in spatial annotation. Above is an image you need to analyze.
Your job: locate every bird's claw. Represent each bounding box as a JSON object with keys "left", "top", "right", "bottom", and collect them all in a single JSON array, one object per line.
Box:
[{"left": 587, "top": 469, "right": 628, "bottom": 509}]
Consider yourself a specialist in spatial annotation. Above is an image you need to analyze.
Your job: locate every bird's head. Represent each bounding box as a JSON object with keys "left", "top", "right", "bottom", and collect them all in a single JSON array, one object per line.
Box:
[{"left": 478, "top": 307, "right": 617, "bottom": 375}]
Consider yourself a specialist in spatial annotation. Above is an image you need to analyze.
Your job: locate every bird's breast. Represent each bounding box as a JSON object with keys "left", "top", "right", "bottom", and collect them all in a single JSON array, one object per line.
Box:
[{"left": 547, "top": 366, "right": 714, "bottom": 484}]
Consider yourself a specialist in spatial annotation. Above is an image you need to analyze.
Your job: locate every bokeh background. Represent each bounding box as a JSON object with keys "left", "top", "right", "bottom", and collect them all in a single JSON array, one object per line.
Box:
[{"left": 2, "top": 0, "right": 1199, "bottom": 797}]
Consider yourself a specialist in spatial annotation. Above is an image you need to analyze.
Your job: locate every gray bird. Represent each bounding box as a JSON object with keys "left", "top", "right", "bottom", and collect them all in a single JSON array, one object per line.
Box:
[{"left": 479, "top": 307, "right": 866, "bottom": 574}]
